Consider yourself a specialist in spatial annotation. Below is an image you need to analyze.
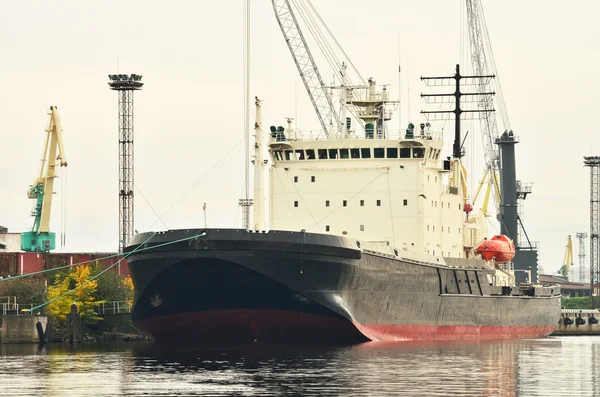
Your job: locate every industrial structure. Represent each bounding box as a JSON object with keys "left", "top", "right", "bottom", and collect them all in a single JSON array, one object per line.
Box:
[
  {"left": 584, "top": 156, "right": 600, "bottom": 308},
  {"left": 576, "top": 232, "right": 588, "bottom": 283},
  {"left": 108, "top": 74, "right": 144, "bottom": 253},
  {"left": 21, "top": 107, "right": 67, "bottom": 252},
  {"left": 465, "top": 0, "right": 538, "bottom": 283},
  {"left": 558, "top": 235, "right": 573, "bottom": 280}
]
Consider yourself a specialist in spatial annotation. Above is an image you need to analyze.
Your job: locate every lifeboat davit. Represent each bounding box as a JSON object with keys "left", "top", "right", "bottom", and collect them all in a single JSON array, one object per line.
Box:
[{"left": 475, "top": 235, "right": 515, "bottom": 263}]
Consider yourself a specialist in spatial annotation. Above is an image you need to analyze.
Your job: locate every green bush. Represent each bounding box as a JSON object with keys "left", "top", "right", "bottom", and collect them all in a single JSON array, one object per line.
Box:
[
  {"left": 561, "top": 297, "right": 591, "bottom": 310},
  {"left": 2, "top": 277, "right": 47, "bottom": 310}
]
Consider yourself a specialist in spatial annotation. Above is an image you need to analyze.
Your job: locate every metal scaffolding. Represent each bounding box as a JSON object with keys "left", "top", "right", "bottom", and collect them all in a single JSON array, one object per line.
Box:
[
  {"left": 576, "top": 232, "right": 588, "bottom": 283},
  {"left": 108, "top": 74, "right": 144, "bottom": 254},
  {"left": 584, "top": 156, "right": 600, "bottom": 308}
]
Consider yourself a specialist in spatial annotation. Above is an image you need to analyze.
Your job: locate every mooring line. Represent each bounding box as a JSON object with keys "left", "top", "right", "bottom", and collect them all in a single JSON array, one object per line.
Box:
[
  {"left": 1, "top": 232, "right": 207, "bottom": 283},
  {"left": 23, "top": 233, "right": 157, "bottom": 313}
]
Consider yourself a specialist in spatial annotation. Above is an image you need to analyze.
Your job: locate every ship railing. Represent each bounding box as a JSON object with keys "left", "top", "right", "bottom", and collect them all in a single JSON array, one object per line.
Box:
[
  {"left": 1, "top": 303, "right": 33, "bottom": 316},
  {"left": 96, "top": 301, "right": 132, "bottom": 315},
  {"left": 270, "top": 129, "right": 443, "bottom": 142}
]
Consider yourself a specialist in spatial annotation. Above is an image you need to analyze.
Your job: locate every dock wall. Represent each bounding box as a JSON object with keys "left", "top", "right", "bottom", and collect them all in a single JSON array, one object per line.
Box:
[
  {"left": 552, "top": 309, "right": 600, "bottom": 336},
  {"left": 0, "top": 315, "right": 47, "bottom": 344}
]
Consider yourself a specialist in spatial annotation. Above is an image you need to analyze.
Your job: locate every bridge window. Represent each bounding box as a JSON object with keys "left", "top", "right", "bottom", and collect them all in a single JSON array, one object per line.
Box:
[
  {"left": 374, "top": 148, "right": 385, "bottom": 158},
  {"left": 351, "top": 148, "right": 360, "bottom": 158},
  {"left": 318, "top": 149, "right": 327, "bottom": 159},
  {"left": 360, "top": 200, "right": 364, "bottom": 206},
  {"left": 377, "top": 200, "right": 381, "bottom": 206},
  {"left": 413, "top": 148, "right": 425, "bottom": 158},
  {"left": 400, "top": 148, "right": 411, "bottom": 158},
  {"left": 343, "top": 200, "right": 347, "bottom": 207},
  {"left": 306, "top": 149, "right": 316, "bottom": 159},
  {"left": 361, "top": 148, "right": 371, "bottom": 158},
  {"left": 403, "top": 199, "right": 408, "bottom": 206},
  {"left": 360, "top": 225, "right": 364, "bottom": 231},
  {"left": 340, "top": 149, "right": 349, "bottom": 159},
  {"left": 326, "top": 200, "right": 330, "bottom": 207},
  {"left": 296, "top": 150, "right": 305, "bottom": 160},
  {"left": 326, "top": 225, "right": 330, "bottom": 232},
  {"left": 285, "top": 150, "right": 293, "bottom": 160},
  {"left": 387, "top": 148, "right": 398, "bottom": 158},
  {"left": 294, "top": 176, "right": 298, "bottom": 183},
  {"left": 329, "top": 149, "right": 338, "bottom": 159},
  {"left": 294, "top": 201, "right": 298, "bottom": 207},
  {"left": 311, "top": 176, "right": 315, "bottom": 182}
]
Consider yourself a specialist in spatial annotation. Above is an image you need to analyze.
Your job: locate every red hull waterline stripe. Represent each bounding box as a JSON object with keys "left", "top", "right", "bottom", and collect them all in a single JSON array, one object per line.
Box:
[
  {"left": 134, "top": 309, "right": 557, "bottom": 342},
  {"left": 353, "top": 322, "right": 558, "bottom": 341}
]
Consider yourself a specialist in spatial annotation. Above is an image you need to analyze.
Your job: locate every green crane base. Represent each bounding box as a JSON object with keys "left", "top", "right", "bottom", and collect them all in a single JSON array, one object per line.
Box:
[{"left": 21, "top": 231, "right": 56, "bottom": 252}]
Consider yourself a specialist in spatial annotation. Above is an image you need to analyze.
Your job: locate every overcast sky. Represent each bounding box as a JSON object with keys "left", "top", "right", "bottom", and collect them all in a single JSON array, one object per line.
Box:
[{"left": 1, "top": 0, "right": 598, "bottom": 275}]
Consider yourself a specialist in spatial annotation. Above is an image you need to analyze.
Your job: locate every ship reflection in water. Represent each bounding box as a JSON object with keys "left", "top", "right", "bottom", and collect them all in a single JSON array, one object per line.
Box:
[{"left": 0, "top": 337, "right": 599, "bottom": 396}]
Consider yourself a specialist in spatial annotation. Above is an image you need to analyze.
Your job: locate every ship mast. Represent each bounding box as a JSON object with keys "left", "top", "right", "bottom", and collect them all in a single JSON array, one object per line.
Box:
[
  {"left": 253, "top": 97, "right": 265, "bottom": 231},
  {"left": 420, "top": 65, "right": 495, "bottom": 202}
]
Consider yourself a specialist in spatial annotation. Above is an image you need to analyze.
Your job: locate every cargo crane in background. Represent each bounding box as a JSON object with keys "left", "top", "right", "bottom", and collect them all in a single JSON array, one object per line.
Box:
[
  {"left": 21, "top": 106, "right": 67, "bottom": 252},
  {"left": 466, "top": 0, "right": 538, "bottom": 283},
  {"left": 558, "top": 235, "right": 574, "bottom": 280}
]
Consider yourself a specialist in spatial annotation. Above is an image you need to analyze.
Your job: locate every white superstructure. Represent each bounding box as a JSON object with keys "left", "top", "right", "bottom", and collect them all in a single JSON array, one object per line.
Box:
[{"left": 250, "top": 81, "right": 486, "bottom": 261}]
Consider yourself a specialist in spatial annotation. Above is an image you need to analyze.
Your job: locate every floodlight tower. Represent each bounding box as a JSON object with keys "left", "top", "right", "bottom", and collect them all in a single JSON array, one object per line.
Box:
[
  {"left": 584, "top": 156, "right": 600, "bottom": 308},
  {"left": 108, "top": 74, "right": 144, "bottom": 254}
]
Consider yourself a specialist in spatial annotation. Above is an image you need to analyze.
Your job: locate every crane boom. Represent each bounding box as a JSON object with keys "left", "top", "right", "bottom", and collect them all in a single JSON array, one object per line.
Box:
[
  {"left": 21, "top": 106, "right": 68, "bottom": 252},
  {"left": 271, "top": 0, "right": 339, "bottom": 135},
  {"left": 465, "top": 0, "right": 503, "bottom": 209}
]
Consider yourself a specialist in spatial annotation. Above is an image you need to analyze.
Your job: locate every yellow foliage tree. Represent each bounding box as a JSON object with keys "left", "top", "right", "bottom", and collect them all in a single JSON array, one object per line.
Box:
[
  {"left": 122, "top": 276, "right": 134, "bottom": 308},
  {"left": 47, "top": 265, "right": 106, "bottom": 324}
]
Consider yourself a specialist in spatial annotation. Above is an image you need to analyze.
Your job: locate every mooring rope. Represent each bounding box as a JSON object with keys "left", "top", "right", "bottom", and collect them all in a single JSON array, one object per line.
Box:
[
  {"left": 21, "top": 231, "right": 206, "bottom": 313},
  {"left": 23, "top": 233, "right": 157, "bottom": 314},
  {"left": 0, "top": 232, "right": 206, "bottom": 283}
]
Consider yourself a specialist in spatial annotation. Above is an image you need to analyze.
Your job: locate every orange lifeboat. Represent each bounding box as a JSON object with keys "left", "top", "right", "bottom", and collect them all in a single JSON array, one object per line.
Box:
[{"left": 475, "top": 235, "right": 515, "bottom": 263}]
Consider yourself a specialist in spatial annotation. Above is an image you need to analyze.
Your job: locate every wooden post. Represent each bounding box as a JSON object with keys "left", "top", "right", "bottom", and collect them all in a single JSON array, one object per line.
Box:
[{"left": 65, "top": 303, "right": 82, "bottom": 343}]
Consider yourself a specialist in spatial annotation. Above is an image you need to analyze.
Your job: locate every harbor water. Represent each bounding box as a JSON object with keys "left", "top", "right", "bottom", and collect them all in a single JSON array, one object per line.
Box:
[{"left": 0, "top": 337, "right": 599, "bottom": 396}]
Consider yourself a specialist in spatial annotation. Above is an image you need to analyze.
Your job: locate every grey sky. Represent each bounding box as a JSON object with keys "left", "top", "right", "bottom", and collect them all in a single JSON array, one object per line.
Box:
[{"left": 1, "top": 1, "right": 598, "bottom": 275}]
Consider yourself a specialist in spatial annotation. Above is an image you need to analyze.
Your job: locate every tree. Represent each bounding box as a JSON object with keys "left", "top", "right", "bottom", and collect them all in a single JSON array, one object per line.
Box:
[
  {"left": 2, "top": 277, "right": 47, "bottom": 309},
  {"left": 47, "top": 265, "right": 105, "bottom": 325}
]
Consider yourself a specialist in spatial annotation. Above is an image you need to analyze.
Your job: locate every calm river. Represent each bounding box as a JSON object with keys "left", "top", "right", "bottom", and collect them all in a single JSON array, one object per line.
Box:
[{"left": 0, "top": 336, "right": 599, "bottom": 396}]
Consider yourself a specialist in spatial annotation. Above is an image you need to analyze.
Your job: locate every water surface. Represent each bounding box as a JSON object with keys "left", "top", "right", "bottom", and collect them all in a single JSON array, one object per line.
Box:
[{"left": 0, "top": 337, "right": 598, "bottom": 396}]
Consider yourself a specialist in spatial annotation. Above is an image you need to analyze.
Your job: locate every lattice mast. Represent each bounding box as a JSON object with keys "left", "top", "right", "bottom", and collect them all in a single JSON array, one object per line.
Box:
[
  {"left": 108, "top": 74, "right": 144, "bottom": 254},
  {"left": 584, "top": 156, "right": 600, "bottom": 308},
  {"left": 576, "top": 232, "right": 588, "bottom": 283}
]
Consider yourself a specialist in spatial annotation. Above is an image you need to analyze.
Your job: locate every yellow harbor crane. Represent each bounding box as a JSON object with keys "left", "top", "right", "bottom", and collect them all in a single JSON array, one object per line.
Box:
[
  {"left": 558, "top": 235, "right": 574, "bottom": 279},
  {"left": 21, "top": 106, "right": 67, "bottom": 252}
]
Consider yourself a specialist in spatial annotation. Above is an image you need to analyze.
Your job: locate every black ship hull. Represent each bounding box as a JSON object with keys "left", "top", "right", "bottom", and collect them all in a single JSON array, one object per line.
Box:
[{"left": 126, "top": 229, "right": 561, "bottom": 344}]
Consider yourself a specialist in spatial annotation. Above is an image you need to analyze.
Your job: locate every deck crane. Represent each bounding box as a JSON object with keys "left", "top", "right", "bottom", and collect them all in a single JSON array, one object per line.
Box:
[
  {"left": 272, "top": 0, "right": 339, "bottom": 136},
  {"left": 21, "top": 106, "right": 67, "bottom": 252},
  {"left": 271, "top": 0, "right": 391, "bottom": 139},
  {"left": 465, "top": 0, "right": 511, "bottom": 212}
]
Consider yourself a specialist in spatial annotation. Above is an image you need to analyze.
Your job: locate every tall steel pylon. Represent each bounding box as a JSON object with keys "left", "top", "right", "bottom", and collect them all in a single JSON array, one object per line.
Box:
[
  {"left": 584, "top": 156, "right": 600, "bottom": 308},
  {"left": 576, "top": 232, "right": 588, "bottom": 283},
  {"left": 108, "top": 74, "right": 144, "bottom": 254}
]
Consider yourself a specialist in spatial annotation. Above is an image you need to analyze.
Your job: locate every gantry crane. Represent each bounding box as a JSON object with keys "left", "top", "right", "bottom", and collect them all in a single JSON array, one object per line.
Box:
[
  {"left": 558, "top": 235, "right": 574, "bottom": 279},
  {"left": 21, "top": 106, "right": 67, "bottom": 252}
]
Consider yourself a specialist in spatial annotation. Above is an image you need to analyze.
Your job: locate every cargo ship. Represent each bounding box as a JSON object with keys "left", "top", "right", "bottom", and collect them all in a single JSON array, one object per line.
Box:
[
  {"left": 125, "top": 2, "right": 560, "bottom": 344},
  {"left": 126, "top": 91, "right": 561, "bottom": 344}
]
